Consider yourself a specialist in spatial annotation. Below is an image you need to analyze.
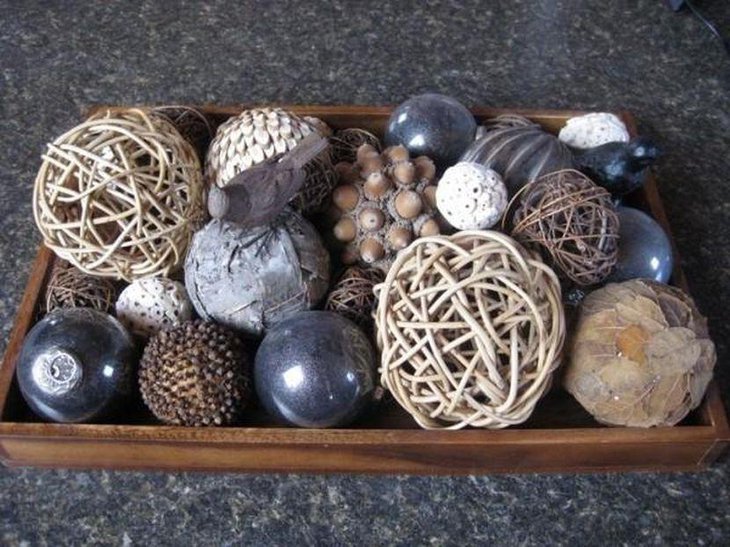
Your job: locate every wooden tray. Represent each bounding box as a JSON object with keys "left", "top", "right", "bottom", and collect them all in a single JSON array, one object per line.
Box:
[{"left": 0, "top": 106, "right": 727, "bottom": 474}]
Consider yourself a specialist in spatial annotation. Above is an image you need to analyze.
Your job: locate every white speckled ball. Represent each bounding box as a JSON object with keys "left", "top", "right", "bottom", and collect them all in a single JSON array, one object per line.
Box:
[
  {"left": 436, "top": 162, "right": 508, "bottom": 230},
  {"left": 116, "top": 278, "right": 193, "bottom": 338},
  {"left": 558, "top": 112, "right": 630, "bottom": 149}
]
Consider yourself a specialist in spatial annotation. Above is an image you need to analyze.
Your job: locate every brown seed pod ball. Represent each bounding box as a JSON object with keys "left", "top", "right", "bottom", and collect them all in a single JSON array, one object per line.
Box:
[
  {"left": 328, "top": 146, "right": 440, "bottom": 271},
  {"left": 325, "top": 266, "right": 385, "bottom": 331},
  {"left": 510, "top": 169, "right": 619, "bottom": 286},
  {"left": 564, "top": 279, "right": 716, "bottom": 427},
  {"left": 330, "top": 128, "right": 382, "bottom": 164},
  {"left": 139, "top": 320, "right": 251, "bottom": 426},
  {"left": 45, "top": 261, "right": 116, "bottom": 314}
]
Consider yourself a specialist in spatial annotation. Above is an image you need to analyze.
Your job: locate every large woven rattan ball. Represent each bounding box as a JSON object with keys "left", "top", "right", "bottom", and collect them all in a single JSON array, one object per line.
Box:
[
  {"left": 33, "top": 109, "right": 205, "bottom": 282},
  {"left": 205, "top": 107, "right": 336, "bottom": 213},
  {"left": 375, "top": 231, "right": 565, "bottom": 430},
  {"left": 510, "top": 169, "right": 620, "bottom": 287},
  {"left": 139, "top": 320, "right": 251, "bottom": 426}
]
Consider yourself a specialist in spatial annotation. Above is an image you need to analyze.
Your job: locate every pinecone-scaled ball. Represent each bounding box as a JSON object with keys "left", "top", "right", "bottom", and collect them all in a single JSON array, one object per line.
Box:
[
  {"left": 205, "top": 107, "right": 336, "bottom": 214},
  {"left": 328, "top": 143, "right": 440, "bottom": 271},
  {"left": 139, "top": 320, "right": 251, "bottom": 426}
]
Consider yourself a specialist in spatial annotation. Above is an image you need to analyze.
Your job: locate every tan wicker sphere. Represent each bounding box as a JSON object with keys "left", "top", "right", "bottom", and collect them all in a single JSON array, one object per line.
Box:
[
  {"left": 375, "top": 230, "right": 565, "bottom": 430},
  {"left": 33, "top": 109, "right": 205, "bottom": 282},
  {"left": 205, "top": 107, "right": 336, "bottom": 213}
]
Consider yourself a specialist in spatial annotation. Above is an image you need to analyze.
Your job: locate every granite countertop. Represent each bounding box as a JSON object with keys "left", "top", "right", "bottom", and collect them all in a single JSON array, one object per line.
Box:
[{"left": 1, "top": 0, "right": 729, "bottom": 544}]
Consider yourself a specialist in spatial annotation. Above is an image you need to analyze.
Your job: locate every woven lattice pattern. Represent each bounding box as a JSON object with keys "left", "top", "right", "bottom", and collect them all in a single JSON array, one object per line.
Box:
[
  {"left": 45, "top": 260, "right": 116, "bottom": 314},
  {"left": 33, "top": 109, "right": 205, "bottom": 281},
  {"left": 325, "top": 266, "right": 384, "bottom": 330},
  {"left": 375, "top": 231, "right": 565, "bottom": 430},
  {"left": 510, "top": 169, "right": 619, "bottom": 286}
]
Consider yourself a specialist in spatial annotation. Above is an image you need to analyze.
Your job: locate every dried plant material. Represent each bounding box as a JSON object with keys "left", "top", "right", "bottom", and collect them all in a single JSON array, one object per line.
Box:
[
  {"left": 150, "top": 105, "right": 215, "bottom": 159},
  {"left": 375, "top": 231, "right": 565, "bottom": 430},
  {"left": 45, "top": 261, "right": 116, "bottom": 314},
  {"left": 564, "top": 279, "right": 716, "bottom": 427},
  {"left": 329, "top": 128, "right": 382, "bottom": 164},
  {"left": 509, "top": 169, "right": 620, "bottom": 286},
  {"left": 325, "top": 266, "right": 384, "bottom": 333}
]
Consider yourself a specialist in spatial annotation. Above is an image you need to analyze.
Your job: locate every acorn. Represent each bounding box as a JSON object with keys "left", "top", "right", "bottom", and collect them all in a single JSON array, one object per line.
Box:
[
  {"left": 394, "top": 190, "right": 423, "bottom": 219},
  {"left": 360, "top": 155, "right": 384, "bottom": 176},
  {"left": 364, "top": 171, "right": 391, "bottom": 199},
  {"left": 421, "top": 185, "right": 438, "bottom": 209},
  {"left": 388, "top": 225, "right": 413, "bottom": 250},
  {"left": 360, "top": 238, "right": 385, "bottom": 264},
  {"left": 356, "top": 143, "right": 379, "bottom": 164},
  {"left": 333, "top": 217, "right": 358, "bottom": 242},
  {"left": 414, "top": 156, "right": 436, "bottom": 181},
  {"left": 359, "top": 207, "right": 385, "bottom": 232},
  {"left": 138, "top": 320, "right": 251, "bottom": 426},
  {"left": 419, "top": 218, "right": 440, "bottom": 237},
  {"left": 392, "top": 162, "right": 416, "bottom": 186},
  {"left": 332, "top": 184, "right": 360, "bottom": 211},
  {"left": 384, "top": 145, "right": 409, "bottom": 163}
]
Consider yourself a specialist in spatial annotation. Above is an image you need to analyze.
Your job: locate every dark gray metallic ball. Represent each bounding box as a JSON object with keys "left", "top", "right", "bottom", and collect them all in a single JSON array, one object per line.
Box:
[
  {"left": 384, "top": 93, "right": 476, "bottom": 169},
  {"left": 254, "top": 311, "right": 377, "bottom": 428},
  {"left": 17, "top": 308, "right": 137, "bottom": 423},
  {"left": 609, "top": 206, "right": 673, "bottom": 284}
]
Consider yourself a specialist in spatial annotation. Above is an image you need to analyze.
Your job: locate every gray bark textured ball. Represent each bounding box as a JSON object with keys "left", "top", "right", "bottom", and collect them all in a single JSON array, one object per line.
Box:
[{"left": 184, "top": 214, "right": 330, "bottom": 336}]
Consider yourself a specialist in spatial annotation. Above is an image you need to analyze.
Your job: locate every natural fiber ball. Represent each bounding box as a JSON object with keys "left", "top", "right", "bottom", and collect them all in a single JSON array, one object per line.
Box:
[
  {"left": 45, "top": 261, "right": 116, "bottom": 314},
  {"left": 115, "top": 277, "right": 193, "bottom": 338},
  {"left": 205, "top": 108, "right": 336, "bottom": 214},
  {"left": 436, "top": 161, "right": 508, "bottom": 230},
  {"left": 185, "top": 214, "right": 330, "bottom": 336},
  {"left": 139, "top": 320, "right": 251, "bottom": 426},
  {"left": 33, "top": 109, "right": 205, "bottom": 281},
  {"left": 329, "top": 144, "right": 440, "bottom": 272},
  {"left": 564, "top": 279, "right": 716, "bottom": 427},
  {"left": 150, "top": 105, "right": 216, "bottom": 159},
  {"left": 375, "top": 231, "right": 565, "bottom": 429},
  {"left": 330, "top": 128, "right": 382, "bottom": 164},
  {"left": 325, "top": 266, "right": 384, "bottom": 332},
  {"left": 511, "top": 169, "right": 620, "bottom": 287}
]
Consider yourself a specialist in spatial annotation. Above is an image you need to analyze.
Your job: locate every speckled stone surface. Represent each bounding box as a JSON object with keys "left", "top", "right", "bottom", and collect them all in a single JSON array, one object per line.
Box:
[{"left": 1, "top": 0, "right": 729, "bottom": 544}]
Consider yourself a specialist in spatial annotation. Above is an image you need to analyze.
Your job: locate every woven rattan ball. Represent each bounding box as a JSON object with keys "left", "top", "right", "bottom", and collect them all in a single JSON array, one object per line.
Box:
[
  {"left": 139, "top": 320, "right": 251, "bottom": 426},
  {"left": 325, "top": 266, "right": 384, "bottom": 332},
  {"left": 150, "top": 105, "right": 215, "bottom": 159},
  {"left": 33, "top": 109, "right": 205, "bottom": 282},
  {"left": 44, "top": 261, "right": 116, "bottom": 314},
  {"left": 205, "top": 108, "right": 336, "bottom": 214},
  {"left": 510, "top": 169, "right": 620, "bottom": 287},
  {"left": 375, "top": 231, "right": 565, "bottom": 430},
  {"left": 329, "top": 128, "right": 382, "bottom": 164}
]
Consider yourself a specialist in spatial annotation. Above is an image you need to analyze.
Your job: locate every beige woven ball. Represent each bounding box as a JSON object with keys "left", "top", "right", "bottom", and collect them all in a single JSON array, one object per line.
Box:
[
  {"left": 33, "top": 109, "right": 205, "bottom": 282},
  {"left": 205, "top": 107, "right": 336, "bottom": 213},
  {"left": 375, "top": 230, "right": 565, "bottom": 430}
]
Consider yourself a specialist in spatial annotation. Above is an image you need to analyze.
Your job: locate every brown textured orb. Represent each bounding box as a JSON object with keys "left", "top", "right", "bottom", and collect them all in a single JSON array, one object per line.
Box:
[
  {"left": 139, "top": 320, "right": 251, "bottom": 426},
  {"left": 325, "top": 266, "right": 385, "bottom": 332},
  {"left": 45, "top": 261, "right": 116, "bottom": 314}
]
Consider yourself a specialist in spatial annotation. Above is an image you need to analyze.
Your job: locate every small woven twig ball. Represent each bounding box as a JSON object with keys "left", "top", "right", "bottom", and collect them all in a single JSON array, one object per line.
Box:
[
  {"left": 150, "top": 105, "right": 216, "bottom": 159},
  {"left": 205, "top": 107, "right": 336, "bottom": 214},
  {"left": 44, "top": 260, "right": 116, "bottom": 314},
  {"left": 329, "top": 128, "right": 382, "bottom": 164},
  {"left": 139, "top": 320, "right": 251, "bottom": 426},
  {"left": 33, "top": 109, "right": 205, "bottom": 282},
  {"left": 510, "top": 169, "right": 619, "bottom": 286},
  {"left": 325, "top": 266, "right": 384, "bottom": 332},
  {"left": 375, "top": 231, "right": 565, "bottom": 430}
]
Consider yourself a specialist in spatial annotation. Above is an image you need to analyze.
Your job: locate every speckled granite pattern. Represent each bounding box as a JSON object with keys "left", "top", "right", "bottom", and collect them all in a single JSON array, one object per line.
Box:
[{"left": 1, "top": 0, "right": 729, "bottom": 544}]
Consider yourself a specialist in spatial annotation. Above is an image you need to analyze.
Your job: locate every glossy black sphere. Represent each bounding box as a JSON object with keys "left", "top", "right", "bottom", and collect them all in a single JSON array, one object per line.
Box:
[
  {"left": 384, "top": 93, "right": 476, "bottom": 169},
  {"left": 17, "top": 308, "right": 137, "bottom": 423},
  {"left": 254, "top": 311, "right": 376, "bottom": 428}
]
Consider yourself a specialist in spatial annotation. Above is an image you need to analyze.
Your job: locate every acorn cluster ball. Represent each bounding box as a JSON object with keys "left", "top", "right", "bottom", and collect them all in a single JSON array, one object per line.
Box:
[
  {"left": 329, "top": 144, "right": 441, "bottom": 271},
  {"left": 139, "top": 320, "right": 251, "bottom": 426}
]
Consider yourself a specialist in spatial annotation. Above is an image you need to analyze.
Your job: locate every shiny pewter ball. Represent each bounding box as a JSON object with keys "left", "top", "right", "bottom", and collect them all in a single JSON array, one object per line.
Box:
[
  {"left": 609, "top": 206, "right": 673, "bottom": 284},
  {"left": 384, "top": 93, "right": 476, "bottom": 169},
  {"left": 254, "top": 311, "right": 377, "bottom": 428},
  {"left": 16, "top": 308, "right": 137, "bottom": 423}
]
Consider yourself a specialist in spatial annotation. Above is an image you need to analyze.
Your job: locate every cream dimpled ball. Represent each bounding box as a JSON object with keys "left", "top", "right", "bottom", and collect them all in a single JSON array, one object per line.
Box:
[
  {"left": 558, "top": 112, "right": 630, "bottom": 149},
  {"left": 116, "top": 277, "right": 193, "bottom": 338},
  {"left": 436, "top": 162, "right": 508, "bottom": 230}
]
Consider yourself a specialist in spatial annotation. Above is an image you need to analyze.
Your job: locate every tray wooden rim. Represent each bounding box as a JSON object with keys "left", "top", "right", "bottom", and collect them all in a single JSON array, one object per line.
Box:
[{"left": 1, "top": 105, "right": 727, "bottom": 474}]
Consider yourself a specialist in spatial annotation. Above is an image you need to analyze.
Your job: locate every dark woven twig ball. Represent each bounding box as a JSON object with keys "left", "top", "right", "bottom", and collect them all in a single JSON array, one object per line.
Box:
[
  {"left": 325, "top": 266, "right": 384, "bottom": 331},
  {"left": 45, "top": 261, "right": 116, "bottom": 314},
  {"left": 510, "top": 169, "right": 620, "bottom": 286},
  {"left": 139, "top": 320, "right": 251, "bottom": 426},
  {"left": 150, "top": 105, "right": 215, "bottom": 159},
  {"left": 330, "top": 128, "right": 382, "bottom": 164}
]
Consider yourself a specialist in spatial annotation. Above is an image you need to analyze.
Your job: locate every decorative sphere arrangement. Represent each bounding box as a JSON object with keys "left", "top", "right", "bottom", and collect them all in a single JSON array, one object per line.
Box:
[
  {"left": 254, "top": 311, "right": 377, "bottom": 428},
  {"left": 185, "top": 215, "right": 330, "bottom": 336},
  {"left": 564, "top": 279, "right": 716, "bottom": 427},
  {"left": 510, "top": 169, "right": 620, "bottom": 287},
  {"left": 139, "top": 320, "right": 251, "bottom": 426},
  {"left": 17, "top": 308, "right": 137, "bottom": 423},
  {"left": 609, "top": 206, "right": 673, "bottom": 283},
  {"left": 33, "top": 109, "right": 205, "bottom": 281},
  {"left": 375, "top": 231, "right": 565, "bottom": 429},
  {"left": 384, "top": 93, "right": 476, "bottom": 169},
  {"left": 45, "top": 261, "right": 116, "bottom": 314},
  {"left": 115, "top": 277, "right": 193, "bottom": 338},
  {"left": 329, "top": 143, "right": 440, "bottom": 271},
  {"left": 205, "top": 107, "right": 336, "bottom": 214}
]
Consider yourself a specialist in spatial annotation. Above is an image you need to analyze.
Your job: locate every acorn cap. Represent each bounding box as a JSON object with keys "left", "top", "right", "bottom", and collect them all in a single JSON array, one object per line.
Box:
[{"left": 139, "top": 320, "right": 251, "bottom": 426}]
